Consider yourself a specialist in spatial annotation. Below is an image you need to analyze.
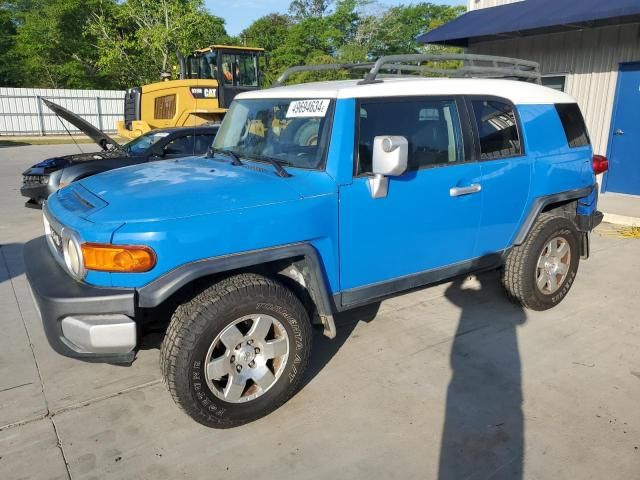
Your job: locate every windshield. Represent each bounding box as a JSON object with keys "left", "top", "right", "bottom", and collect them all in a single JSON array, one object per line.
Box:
[
  {"left": 212, "top": 98, "right": 333, "bottom": 170},
  {"left": 123, "top": 132, "right": 171, "bottom": 154}
]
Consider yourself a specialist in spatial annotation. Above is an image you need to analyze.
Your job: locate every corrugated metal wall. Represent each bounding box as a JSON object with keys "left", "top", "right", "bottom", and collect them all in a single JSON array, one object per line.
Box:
[
  {"left": 468, "top": 23, "right": 640, "bottom": 156},
  {"left": 467, "top": 0, "right": 522, "bottom": 11},
  {"left": 0, "top": 87, "right": 125, "bottom": 135}
]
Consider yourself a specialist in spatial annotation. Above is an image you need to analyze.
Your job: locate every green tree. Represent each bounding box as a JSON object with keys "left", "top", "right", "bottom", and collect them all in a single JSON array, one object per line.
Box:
[
  {"left": 0, "top": 4, "right": 19, "bottom": 85},
  {"left": 239, "top": 13, "right": 292, "bottom": 85},
  {"left": 90, "top": 0, "right": 228, "bottom": 87},
  {"left": 11, "top": 0, "right": 112, "bottom": 88},
  {"left": 268, "top": 0, "right": 361, "bottom": 81},
  {"left": 364, "top": 3, "right": 465, "bottom": 57},
  {"left": 1, "top": 0, "right": 466, "bottom": 89},
  {"left": 240, "top": 13, "right": 291, "bottom": 53},
  {"left": 288, "top": 0, "right": 333, "bottom": 20}
]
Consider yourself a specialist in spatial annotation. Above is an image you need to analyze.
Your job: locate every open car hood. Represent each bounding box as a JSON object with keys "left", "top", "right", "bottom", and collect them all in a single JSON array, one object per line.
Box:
[{"left": 41, "top": 98, "right": 121, "bottom": 151}]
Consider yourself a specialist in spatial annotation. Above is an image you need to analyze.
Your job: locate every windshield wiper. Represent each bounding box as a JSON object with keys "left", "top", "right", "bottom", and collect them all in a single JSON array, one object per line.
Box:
[
  {"left": 206, "top": 147, "right": 243, "bottom": 166},
  {"left": 246, "top": 154, "right": 291, "bottom": 178}
]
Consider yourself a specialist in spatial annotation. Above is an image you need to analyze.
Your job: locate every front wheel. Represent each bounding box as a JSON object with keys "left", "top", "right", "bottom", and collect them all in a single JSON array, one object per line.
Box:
[
  {"left": 160, "top": 273, "right": 312, "bottom": 428},
  {"left": 502, "top": 214, "right": 580, "bottom": 310}
]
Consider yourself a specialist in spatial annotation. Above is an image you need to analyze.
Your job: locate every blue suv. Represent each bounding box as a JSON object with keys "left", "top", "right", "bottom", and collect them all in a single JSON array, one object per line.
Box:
[{"left": 25, "top": 56, "right": 605, "bottom": 427}]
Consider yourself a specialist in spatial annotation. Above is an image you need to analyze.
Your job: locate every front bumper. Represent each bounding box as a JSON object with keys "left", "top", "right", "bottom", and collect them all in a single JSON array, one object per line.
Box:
[
  {"left": 24, "top": 236, "right": 137, "bottom": 364},
  {"left": 20, "top": 182, "right": 54, "bottom": 208}
]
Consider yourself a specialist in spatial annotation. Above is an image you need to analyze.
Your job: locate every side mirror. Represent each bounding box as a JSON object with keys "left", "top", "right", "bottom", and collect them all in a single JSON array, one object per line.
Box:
[
  {"left": 150, "top": 146, "right": 165, "bottom": 158},
  {"left": 368, "top": 135, "right": 408, "bottom": 199}
]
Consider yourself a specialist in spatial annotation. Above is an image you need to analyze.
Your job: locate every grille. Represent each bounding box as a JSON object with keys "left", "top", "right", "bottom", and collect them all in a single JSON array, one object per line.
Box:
[
  {"left": 23, "top": 174, "right": 49, "bottom": 186},
  {"left": 43, "top": 210, "right": 64, "bottom": 262},
  {"left": 154, "top": 94, "right": 176, "bottom": 120}
]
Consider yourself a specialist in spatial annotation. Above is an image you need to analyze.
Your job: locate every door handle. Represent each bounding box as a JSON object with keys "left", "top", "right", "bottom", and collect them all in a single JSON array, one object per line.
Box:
[
  {"left": 614, "top": 129, "right": 625, "bottom": 136},
  {"left": 449, "top": 184, "right": 482, "bottom": 197}
]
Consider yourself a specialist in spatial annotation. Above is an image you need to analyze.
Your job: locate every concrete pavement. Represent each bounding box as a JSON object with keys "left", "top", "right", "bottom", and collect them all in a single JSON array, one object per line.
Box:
[{"left": 1, "top": 144, "right": 639, "bottom": 479}]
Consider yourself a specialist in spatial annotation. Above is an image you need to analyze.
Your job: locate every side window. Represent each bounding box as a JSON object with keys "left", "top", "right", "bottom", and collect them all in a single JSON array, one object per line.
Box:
[
  {"left": 221, "top": 54, "right": 235, "bottom": 85},
  {"left": 541, "top": 75, "right": 566, "bottom": 92},
  {"left": 164, "top": 135, "right": 194, "bottom": 155},
  {"left": 555, "top": 103, "right": 590, "bottom": 148},
  {"left": 471, "top": 100, "right": 522, "bottom": 160},
  {"left": 193, "top": 134, "right": 217, "bottom": 154},
  {"left": 357, "top": 98, "right": 465, "bottom": 175}
]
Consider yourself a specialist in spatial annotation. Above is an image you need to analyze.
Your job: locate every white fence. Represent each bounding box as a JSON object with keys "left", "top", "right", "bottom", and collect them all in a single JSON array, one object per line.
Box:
[{"left": 0, "top": 87, "right": 126, "bottom": 136}]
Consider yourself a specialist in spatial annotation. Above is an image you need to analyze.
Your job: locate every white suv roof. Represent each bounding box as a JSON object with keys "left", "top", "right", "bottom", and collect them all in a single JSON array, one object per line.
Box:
[{"left": 238, "top": 77, "right": 576, "bottom": 105}]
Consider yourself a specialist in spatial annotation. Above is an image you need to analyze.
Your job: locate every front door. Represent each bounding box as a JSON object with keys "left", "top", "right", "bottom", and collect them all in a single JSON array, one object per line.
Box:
[
  {"left": 605, "top": 63, "right": 640, "bottom": 195},
  {"left": 218, "top": 52, "right": 260, "bottom": 109},
  {"left": 338, "top": 97, "right": 482, "bottom": 301}
]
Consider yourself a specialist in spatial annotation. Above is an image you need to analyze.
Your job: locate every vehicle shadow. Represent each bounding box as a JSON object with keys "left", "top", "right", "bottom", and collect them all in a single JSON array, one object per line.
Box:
[
  {"left": 0, "top": 243, "right": 26, "bottom": 285},
  {"left": 438, "top": 272, "right": 527, "bottom": 480},
  {"left": 302, "top": 302, "right": 381, "bottom": 389},
  {"left": 0, "top": 140, "right": 30, "bottom": 148}
]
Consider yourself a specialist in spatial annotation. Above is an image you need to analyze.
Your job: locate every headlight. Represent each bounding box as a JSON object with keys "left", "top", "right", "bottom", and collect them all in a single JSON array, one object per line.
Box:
[
  {"left": 66, "top": 239, "right": 81, "bottom": 274},
  {"left": 23, "top": 174, "right": 50, "bottom": 185},
  {"left": 63, "top": 234, "right": 84, "bottom": 278}
]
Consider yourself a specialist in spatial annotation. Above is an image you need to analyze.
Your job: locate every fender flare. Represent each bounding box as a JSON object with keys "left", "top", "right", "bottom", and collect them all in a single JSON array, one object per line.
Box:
[
  {"left": 513, "top": 185, "right": 595, "bottom": 245},
  {"left": 136, "top": 243, "right": 337, "bottom": 337}
]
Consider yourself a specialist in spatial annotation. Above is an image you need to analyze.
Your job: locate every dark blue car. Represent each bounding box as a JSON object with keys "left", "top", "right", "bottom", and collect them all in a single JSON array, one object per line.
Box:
[{"left": 21, "top": 98, "right": 218, "bottom": 208}]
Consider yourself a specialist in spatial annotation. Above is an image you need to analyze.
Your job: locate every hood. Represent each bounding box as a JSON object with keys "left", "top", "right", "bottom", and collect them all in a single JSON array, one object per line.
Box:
[
  {"left": 77, "top": 157, "right": 306, "bottom": 223},
  {"left": 42, "top": 98, "right": 121, "bottom": 151}
]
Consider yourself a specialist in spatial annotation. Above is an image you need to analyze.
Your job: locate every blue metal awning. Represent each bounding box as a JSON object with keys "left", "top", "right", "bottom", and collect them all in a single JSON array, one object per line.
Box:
[{"left": 418, "top": 0, "right": 640, "bottom": 47}]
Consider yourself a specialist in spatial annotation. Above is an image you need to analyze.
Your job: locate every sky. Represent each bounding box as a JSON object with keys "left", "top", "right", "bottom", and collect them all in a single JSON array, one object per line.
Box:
[{"left": 205, "top": 0, "right": 467, "bottom": 36}]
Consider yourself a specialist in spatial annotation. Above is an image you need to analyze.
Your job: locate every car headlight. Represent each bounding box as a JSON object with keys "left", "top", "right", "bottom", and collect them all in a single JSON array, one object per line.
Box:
[{"left": 63, "top": 234, "right": 84, "bottom": 279}]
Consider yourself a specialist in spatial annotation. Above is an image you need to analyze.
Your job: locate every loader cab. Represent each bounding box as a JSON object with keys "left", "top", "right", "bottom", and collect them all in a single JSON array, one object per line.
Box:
[
  {"left": 185, "top": 46, "right": 263, "bottom": 109},
  {"left": 117, "top": 45, "right": 264, "bottom": 140}
]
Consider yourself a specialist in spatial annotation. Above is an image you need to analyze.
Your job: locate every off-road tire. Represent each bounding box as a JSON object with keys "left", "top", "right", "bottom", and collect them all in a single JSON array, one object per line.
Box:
[
  {"left": 502, "top": 214, "right": 580, "bottom": 311},
  {"left": 160, "top": 273, "right": 312, "bottom": 428}
]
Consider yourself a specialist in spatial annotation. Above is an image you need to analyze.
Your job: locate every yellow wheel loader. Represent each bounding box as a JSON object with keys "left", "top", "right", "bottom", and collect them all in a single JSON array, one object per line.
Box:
[{"left": 117, "top": 45, "right": 264, "bottom": 140}]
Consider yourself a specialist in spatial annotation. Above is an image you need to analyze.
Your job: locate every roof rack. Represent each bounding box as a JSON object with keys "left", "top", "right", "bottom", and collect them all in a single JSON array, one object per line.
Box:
[
  {"left": 271, "top": 53, "right": 541, "bottom": 87},
  {"left": 272, "top": 63, "right": 374, "bottom": 87}
]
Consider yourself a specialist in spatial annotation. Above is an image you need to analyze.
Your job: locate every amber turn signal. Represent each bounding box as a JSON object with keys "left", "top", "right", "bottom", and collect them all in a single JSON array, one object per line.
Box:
[{"left": 81, "top": 243, "right": 156, "bottom": 273}]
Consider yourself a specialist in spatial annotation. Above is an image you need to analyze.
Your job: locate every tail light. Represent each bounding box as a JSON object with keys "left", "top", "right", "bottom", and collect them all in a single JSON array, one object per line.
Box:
[{"left": 592, "top": 155, "right": 608, "bottom": 175}]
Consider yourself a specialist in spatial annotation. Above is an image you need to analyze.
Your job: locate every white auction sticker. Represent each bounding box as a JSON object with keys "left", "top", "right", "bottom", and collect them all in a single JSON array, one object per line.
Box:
[{"left": 286, "top": 99, "right": 331, "bottom": 118}]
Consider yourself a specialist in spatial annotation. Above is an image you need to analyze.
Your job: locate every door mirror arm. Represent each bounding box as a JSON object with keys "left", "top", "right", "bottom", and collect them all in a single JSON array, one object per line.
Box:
[
  {"left": 368, "top": 136, "right": 408, "bottom": 199},
  {"left": 150, "top": 147, "right": 166, "bottom": 158}
]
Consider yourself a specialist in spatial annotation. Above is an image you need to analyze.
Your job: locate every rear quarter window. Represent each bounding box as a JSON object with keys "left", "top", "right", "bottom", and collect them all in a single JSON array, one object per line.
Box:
[
  {"left": 555, "top": 103, "right": 590, "bottom": 148},
  {"left": 471, "top": 100, "right": 522, "bottom": 160}
]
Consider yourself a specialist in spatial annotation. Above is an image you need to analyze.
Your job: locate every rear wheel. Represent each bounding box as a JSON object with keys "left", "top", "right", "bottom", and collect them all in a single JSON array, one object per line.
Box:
[
  {"left": 160, "top": 273, "right": 312, "bottom": 428},
  {"left": 502, "top": 214, "right": 580, "bottom": 310}
]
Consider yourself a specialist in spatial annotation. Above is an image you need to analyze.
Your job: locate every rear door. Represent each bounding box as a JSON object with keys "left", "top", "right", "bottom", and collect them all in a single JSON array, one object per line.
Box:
[
  {"left": 338, "top": 96, "right": 483, "bottom": 299},
  {"left": 470, "top": 97, "right": 531, "bottom": 255}
]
